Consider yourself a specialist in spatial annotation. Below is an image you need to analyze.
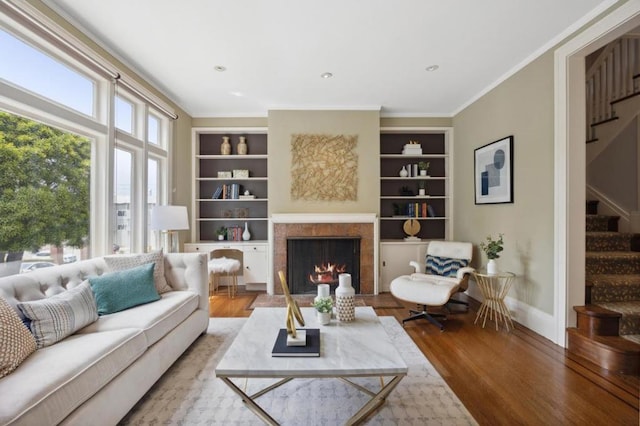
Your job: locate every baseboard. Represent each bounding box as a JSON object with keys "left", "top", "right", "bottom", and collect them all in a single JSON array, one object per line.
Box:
[{"left": 466, "top": 285, "right": 556, "bottom": 342}]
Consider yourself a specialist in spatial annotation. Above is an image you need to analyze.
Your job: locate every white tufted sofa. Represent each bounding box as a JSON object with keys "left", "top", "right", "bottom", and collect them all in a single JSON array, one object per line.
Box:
[{"left": 0, "top": 252, "right": 209, "bottom": 426}]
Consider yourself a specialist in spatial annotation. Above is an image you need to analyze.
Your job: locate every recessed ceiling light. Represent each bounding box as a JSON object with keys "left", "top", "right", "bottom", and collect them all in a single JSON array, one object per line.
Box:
[
  {"left": 321, "top": 72, "right": 333, "bottom": 79},
  {"left": 425, "top": 65, "right": 439, "bottom": 72},
  {"left": 214, "top": 65, "right": 227, "bottom": 72}
]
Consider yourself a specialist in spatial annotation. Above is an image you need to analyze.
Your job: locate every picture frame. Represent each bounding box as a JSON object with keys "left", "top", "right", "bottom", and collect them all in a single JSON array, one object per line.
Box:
[{"left": 474, "top": 136, "right": 514, "bottom": 204}]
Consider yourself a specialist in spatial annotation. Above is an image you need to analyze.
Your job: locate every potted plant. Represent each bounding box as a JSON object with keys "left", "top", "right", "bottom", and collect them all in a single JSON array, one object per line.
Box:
[
  {"left": 312, "top": 296, "right": 333, "bottom": 325},
  {"left": 479, "top": 233, "right": 504, "bottom": 274},
  {"left": 418, "top": 180, "right": 427, "bottom": 196},
  {"left": 215, "top": 227, "right": 227, "bottom": 241},
  {"left": 418, "top": 161, "right": 430, "bottom": 176}
]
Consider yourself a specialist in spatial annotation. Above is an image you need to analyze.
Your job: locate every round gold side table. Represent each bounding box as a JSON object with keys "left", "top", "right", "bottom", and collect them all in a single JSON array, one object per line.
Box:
[{"left": 473, "top": 270, "right": 516, "bottom": 331}]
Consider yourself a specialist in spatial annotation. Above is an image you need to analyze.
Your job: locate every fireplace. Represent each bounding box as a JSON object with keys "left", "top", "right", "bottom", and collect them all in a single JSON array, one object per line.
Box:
[
  {"left": 287, "top": 237, "right": 361, "bottom": 294},
  {"left": 271, "top": 213, "right": 378, "bottom": 295}
]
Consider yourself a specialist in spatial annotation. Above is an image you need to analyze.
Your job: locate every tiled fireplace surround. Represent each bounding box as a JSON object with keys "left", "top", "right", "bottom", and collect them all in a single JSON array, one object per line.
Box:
[{"left": 270, "top": 214, "right": 378, "bottom": 295}]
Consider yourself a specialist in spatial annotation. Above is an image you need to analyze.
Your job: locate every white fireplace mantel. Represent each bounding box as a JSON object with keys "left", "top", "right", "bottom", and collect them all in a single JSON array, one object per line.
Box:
[
  {"left": 268, "top": 213, "right": 380, "bottom": 295},
  {"left": 270, "top": 213, "right": 378, "bottom": 224}
]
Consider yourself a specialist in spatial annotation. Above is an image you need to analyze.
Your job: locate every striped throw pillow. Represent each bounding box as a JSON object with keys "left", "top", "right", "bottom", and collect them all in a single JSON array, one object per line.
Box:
[
  {"left": 426, "top": 255, "right": 469, "bottom": 277},
  {"left": 18, "top": 280, "right": 98, "bottom": 348}
]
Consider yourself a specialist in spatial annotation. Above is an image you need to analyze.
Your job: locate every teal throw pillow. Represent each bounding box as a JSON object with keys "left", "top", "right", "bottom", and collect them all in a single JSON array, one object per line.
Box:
[{"left": 89, "top": 262, "right": 160, "bottom": 315}]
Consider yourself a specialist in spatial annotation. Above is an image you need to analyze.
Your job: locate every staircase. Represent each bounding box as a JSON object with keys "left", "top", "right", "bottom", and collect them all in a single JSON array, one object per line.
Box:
[{"left": 566, "top": 200, "right": 640, "bottom": 374}]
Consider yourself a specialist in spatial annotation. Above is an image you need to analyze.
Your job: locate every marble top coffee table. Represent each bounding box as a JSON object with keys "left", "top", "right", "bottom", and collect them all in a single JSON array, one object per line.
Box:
[{"left": 215, "top": 306, "right": 408, "bottom": 425}]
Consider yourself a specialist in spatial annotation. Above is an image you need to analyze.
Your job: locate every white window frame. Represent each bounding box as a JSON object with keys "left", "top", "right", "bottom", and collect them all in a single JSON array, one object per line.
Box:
[{"left": 0, "top": 10, "right": 172, "bottom": 257}]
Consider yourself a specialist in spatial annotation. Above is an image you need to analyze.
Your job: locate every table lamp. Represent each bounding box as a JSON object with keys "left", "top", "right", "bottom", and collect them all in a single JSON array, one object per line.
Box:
[{"left": 150, "top": 205, "right": 189, "bottom": 253}]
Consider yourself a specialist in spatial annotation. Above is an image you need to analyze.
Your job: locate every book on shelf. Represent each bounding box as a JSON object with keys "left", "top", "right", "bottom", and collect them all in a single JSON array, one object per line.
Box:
[
  {"left": 271, "top": 328, "right": 320, "bottom": 357},
  {"left": 212, "top": 186, "right": 222, "bottom": 199},
  {"left": 403, "top": 202, "right": 433, "bottom": 218}
]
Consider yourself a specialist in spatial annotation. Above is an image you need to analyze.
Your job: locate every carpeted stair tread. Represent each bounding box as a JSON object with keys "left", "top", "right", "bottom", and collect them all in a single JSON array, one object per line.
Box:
[
  {"left": 586, "top": 274, "right": 640, "bottom": 303},
  {"left": 622, "top": 334, "right": 640, "bottom": 344},
  {"left": 585, "top": 251, "right": 640, "bottom": 275},
  {"left": 585, "top": 232, "right": 633, "bottom": 252},
  {"left": 594, "top": 301, "right": 640, "bottom": 336},
  {"left": 586, "top": 214, "right": 619, "bottom": 232}
]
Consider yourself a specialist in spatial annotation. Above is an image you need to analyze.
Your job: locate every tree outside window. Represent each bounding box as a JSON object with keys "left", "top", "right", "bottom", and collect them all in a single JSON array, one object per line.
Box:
[{"left": 0, "top": 111, "right": 90, "bottom": 276}]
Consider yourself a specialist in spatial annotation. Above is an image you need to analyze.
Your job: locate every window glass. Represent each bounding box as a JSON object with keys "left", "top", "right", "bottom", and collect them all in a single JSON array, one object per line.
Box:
[
  {"left": 0, "top": 29, "right": 94, "bottom": 116},
  {"left": 147, "top": 158, "right": 160, "bottom": 251},
  {"left": 148, "top": 113, "right": 160, "bottom": 145},
  {"left": 114, "top": 148, "right": 132, "bottom": 254},
  {"left": 0, "top": 111, "right": 90, "bottom": 277},
  {"left": 115, "top": 95, "right": 133, "bottom": 134}
]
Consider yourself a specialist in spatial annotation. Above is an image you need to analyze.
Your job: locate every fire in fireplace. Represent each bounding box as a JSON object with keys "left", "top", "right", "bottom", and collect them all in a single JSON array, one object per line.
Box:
[{"left": 287, "top": 237, "right": 361, "bottom": 294}]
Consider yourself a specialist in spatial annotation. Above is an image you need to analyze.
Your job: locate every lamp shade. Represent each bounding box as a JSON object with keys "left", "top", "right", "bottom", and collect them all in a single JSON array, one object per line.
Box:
[{"left": 150, "top": 205, "right": 189, "bottom": 231}]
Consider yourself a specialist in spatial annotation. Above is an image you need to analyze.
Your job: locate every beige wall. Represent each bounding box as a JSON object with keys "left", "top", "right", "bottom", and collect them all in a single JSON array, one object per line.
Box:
[
  {"left": 268, "top": 110, "right": 380, "bottom": 214},
  {"left": 453, "top": 52, "right": 555, "bottom": 314}
]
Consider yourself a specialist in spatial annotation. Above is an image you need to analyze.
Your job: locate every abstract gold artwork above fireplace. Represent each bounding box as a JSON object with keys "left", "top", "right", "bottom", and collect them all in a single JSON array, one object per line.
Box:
[{"left": 290, "top": 133, "right": 358, "bottom": 201}]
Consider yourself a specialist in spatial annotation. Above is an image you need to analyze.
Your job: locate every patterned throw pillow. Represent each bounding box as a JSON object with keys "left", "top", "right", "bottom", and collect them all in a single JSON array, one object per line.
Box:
[
  {"left": 104, "top": 251, "right": 172, "bottom": 293},
  {"left": 426, "top": 255, "right": 470, "bottom": 277},
  {"left": 18, "top": 280, "right": 98, "bottom": 349},
  {"left": 89, "top": 262, "right": 160, "bottom": 315},
  {"left": 0, "top": 297, "right": 36, "bottom": 378}
]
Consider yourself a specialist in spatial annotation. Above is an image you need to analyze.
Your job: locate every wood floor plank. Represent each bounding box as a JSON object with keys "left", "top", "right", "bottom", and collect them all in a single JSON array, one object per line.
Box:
[{"left": 208, "top": 290, "right": 640, "bottom": 425}]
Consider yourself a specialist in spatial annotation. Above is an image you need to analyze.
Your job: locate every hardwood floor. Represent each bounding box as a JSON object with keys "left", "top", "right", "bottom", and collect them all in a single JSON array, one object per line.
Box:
[{"left": 209, "top": 291, "right": 640, "bottom": 426}]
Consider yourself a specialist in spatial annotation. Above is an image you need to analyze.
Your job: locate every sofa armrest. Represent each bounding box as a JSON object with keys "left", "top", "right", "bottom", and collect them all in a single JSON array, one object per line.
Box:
[{"left": 164, "top": 253, "right": 208, "bottom": 312}]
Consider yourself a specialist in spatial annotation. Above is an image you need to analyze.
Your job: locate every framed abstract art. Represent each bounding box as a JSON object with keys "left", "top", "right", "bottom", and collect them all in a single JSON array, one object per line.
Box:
[{"left": 474, "top": 136, "right": 514, "bottom": 204}]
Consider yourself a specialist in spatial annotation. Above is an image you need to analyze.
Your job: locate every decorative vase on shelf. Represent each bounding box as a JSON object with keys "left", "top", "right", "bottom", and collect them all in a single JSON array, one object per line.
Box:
[
  {"left": 487, "top": 259, "right": 497, "bottom": 275},
  {"left": 237, "top": 136, "right": 248, "bottom": 155},
  {"left": 242, "top": 222, "right": 251, "bottom": 241},
  {"left": 335, "top": 273, "right": 355, "bottom": 322},
  {"left": 399, "top": 166, "right": 408, "bottom": 177},
  {"left": 221, "top": 136, "right": 231, "bottom": 155}
]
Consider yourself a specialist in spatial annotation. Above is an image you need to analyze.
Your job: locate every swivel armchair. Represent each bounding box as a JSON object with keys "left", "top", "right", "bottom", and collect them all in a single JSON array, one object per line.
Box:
[{"left": 390, "top": 241, "right": 474, "bottom": 330}]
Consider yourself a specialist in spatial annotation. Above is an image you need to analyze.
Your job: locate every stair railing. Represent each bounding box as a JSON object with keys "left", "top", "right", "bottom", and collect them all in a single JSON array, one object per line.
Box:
[{"left": 586, "top": 36, "right": 640, "bottom": 139}]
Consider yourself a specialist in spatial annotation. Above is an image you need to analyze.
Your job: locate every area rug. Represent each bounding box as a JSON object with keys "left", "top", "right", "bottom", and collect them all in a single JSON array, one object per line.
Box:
[
  {"left": 248, "top": 293, "right": 403, "bottom": 310},
  {"left": 119, "top": 317, "right": 476, "bottom": 425}
]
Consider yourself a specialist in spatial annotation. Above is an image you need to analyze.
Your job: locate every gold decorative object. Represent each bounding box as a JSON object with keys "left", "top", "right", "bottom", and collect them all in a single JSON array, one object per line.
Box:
[
  {"left": 290, "top": 133, "right": 358, "bottom": 201},
  {"left": 278, "top": 271, "right": 305, "bottom": 337},
  {"left": 403, "top": 219, "right": 421, "bottom": 241}
]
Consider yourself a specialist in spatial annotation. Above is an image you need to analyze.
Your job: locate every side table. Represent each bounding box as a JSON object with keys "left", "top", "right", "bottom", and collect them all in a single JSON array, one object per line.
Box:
[{"left": 473, "top": 270, "right": 516, "bottom": 331}]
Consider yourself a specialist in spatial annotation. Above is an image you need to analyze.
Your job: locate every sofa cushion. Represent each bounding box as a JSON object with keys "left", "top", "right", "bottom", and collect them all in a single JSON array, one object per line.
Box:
[
  {"left": 0, "top": 297, "right": 36, "bottom": 378},
  {"left": 17, "top": 281, "right": 98, "bottom": 349},
  {"left": 104, "top": 251, "right": 172, "bottom": 293},
  {"left": 0, "top": 328, "right": 146, "bottom": 426},
  {"left": 76, "top": 290, "right": 199, "bottom": 347},
  {"left": 426, "top": 255, "right": 470, "bottom": 277},
  {"left": 89, "top": 263, "right": 160, "bottom": 315}
]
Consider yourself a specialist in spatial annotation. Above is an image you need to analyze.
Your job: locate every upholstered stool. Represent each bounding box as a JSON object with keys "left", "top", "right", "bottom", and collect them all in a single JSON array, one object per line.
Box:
[{"left": 208, "top": 249, "right": 243, "bottom": 298}]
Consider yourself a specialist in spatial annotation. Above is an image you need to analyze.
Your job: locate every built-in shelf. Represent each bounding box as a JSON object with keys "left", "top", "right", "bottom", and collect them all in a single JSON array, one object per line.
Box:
[
  {"left": 192, "top": 128, "right": 269, "bottom": 242},
  {"left": 379, "top": 128, "right": 452, "bottom": 240}
]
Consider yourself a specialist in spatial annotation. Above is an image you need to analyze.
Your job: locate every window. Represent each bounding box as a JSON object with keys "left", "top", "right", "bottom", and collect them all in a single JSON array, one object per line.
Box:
[
  {"left": 147, "top": 157, "right": 160, "bottom": 251},
  {"left": 148, "top": 113, "right": 160, "bottom": 145},
  {"left": 0, "top": 111, "right": 90, "bottom": 276},
  {"left": 0, "top": 28, "right": 94, "bottom": 116},
  {"left": 0, "top": 8, "right": 173, "bottom": 267},
  {"left": 114, "top": 148, "right": 132, "bottom": 254},
  {"left": 115, "top": 95, "right": 133, "bottom": 134}
]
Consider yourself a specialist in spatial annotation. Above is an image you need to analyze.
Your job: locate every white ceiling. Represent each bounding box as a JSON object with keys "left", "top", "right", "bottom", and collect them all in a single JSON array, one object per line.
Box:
[{"left": 46, "top": 0, "right": 614, "bottom": 118}]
